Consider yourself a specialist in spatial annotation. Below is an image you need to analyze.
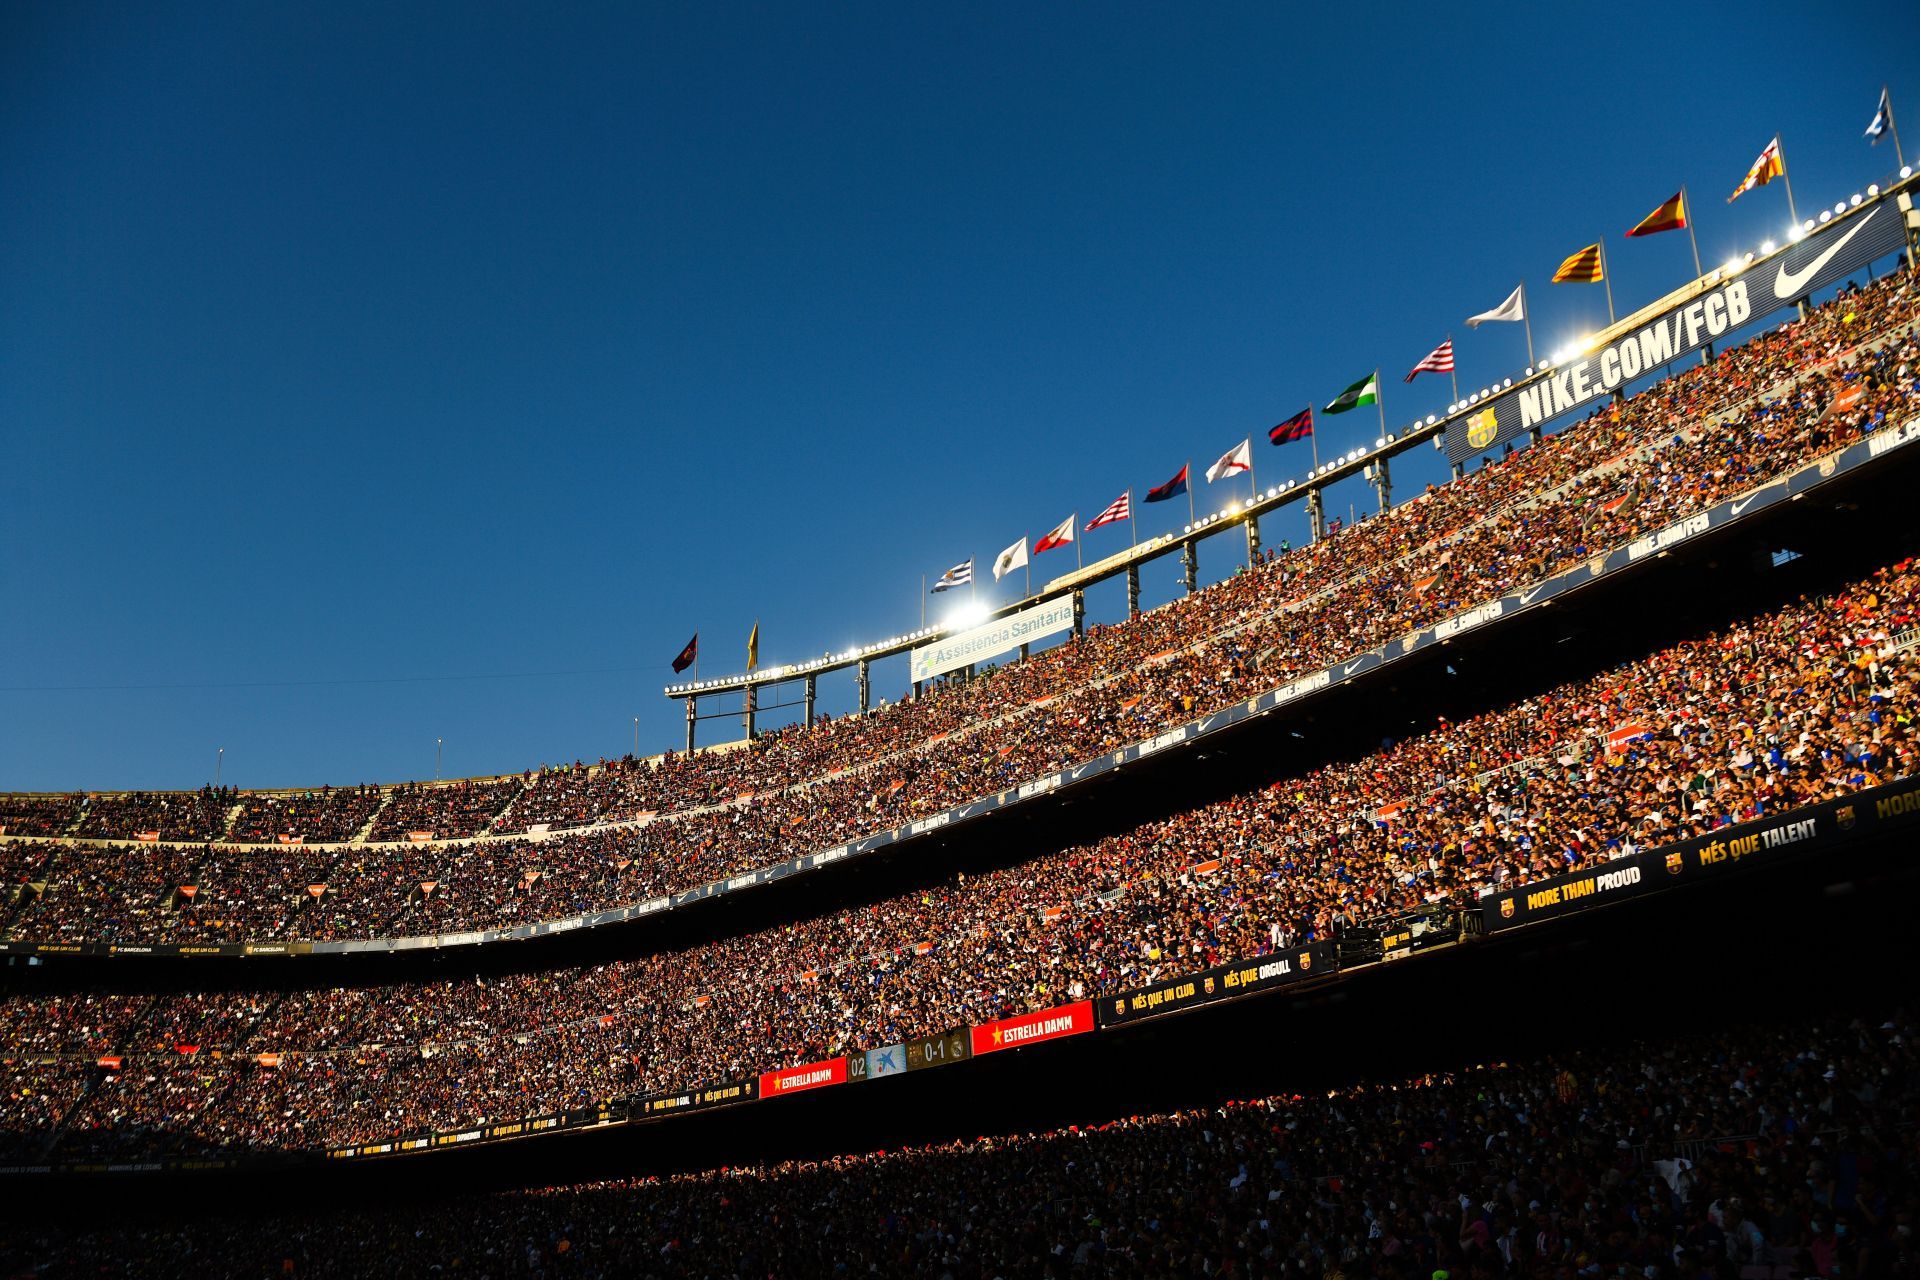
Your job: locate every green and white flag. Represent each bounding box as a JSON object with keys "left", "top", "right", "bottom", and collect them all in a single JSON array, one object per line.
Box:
[{"left": 1324, "top": 372, "right": 1379, "bottom": 415}]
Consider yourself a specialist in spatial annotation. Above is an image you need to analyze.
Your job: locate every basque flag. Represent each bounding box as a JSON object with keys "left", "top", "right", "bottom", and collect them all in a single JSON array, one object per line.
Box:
[
  {"left": 1145, "top": 464, "right": 1190, "bottom": 503},
  {"left": 1269, "top": 408, "right": 1313, "bottom": 445},
  {"left": 671, "top": 633, "right": 699, "bottom": 674}
]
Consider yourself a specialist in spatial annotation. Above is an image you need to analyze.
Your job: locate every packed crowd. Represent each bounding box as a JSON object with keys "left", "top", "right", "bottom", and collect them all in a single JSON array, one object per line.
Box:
[
  {"left": 365, "top": 777, "right": 527, "bottom": 842},
  {"left": 226, "top": 785, "right": 386, "bottom": 845},
  {"left": 68, "top": 786, "right": 239, "bottom": 842},
  {"left": 8, "top": 1007, "right": 1916, "bottom": 1278},
  {"left": 1, "top": 554, "right": 1912, "bottom": 1160},
  {"left": 2, "top": 269, "right": 1915, "bottom": 947}
]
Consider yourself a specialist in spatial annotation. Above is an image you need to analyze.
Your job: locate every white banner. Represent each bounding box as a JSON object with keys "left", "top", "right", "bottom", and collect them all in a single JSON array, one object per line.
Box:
[{"left": 911, "top": 596, "right": 1075, "bottom": 682}]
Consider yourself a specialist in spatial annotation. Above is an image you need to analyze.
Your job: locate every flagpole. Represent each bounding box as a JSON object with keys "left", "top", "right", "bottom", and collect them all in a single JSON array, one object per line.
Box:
[
  {"left": 1127, "top": 490, "right": 1136, "bottom": 548},
  {"left": 1779, "top": 136, "right": 1800, "bottom": 227},
  {"left": 1247, "top": 442, "right": 1255, "bottom": 506},
  {"left": 1024, "top": 534, "right": 1030, "bottom": 598},
  {"left": 1373, "top": 368, "right": 1386, "bottom": 442},
  {"left": 921, "top": 575, "right": 925, "bottom": 629},
  {"left": 1598, "top": 238, "right": 1616, "bottom": 326},
  {"left": 1521, "top": 282, "right": 1536, "bottom": 367},
  {"left": 1309, "top": 412, "right": 1320, "bottom": 472},
  {"left": 1185, "top": 461, "right": 1194, "bottom": 527},
  {"left": 1889, "top": 87, "right": 1906, "bottom": 170},
  {"left": 1074, "top": 515, "right": 1082, "bottom": 570},
  {"left": 1447, "top": 333, "right": 1459, "bottom": 405},
  {"left": 1679, "top": 185, "right": 1704, "bottom": 279}
]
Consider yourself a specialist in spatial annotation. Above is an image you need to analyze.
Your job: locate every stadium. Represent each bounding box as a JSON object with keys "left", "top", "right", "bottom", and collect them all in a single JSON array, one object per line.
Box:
[{"left": 6, "top": 9, "right": 1920, "bottom": 1278}]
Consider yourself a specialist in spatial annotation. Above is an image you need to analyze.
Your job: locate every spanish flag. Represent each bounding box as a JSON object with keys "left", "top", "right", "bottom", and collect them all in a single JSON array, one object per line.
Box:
[
  {"left": 1626, "top": 191, "right": 1687, "bottom": 237},
  {"left": 1728, "top": 136, "right": 1784, "bottom": 203},
  {"left": 1552, "top": 243, "right": 1604, "bottom": 284}
]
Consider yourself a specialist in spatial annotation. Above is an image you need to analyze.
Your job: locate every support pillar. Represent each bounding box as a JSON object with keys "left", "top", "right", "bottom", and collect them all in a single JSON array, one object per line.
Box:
[
  {"left": 1181, "top": 541, "right": 1198, "bottom": 595},
  {"left": 804, "top": 673, "right": 817, "bottom": 725},
  {"left": 743, "top": 683, "right": 757, "bottom": 740},
  {"left": 857, "top": 658, "right": 871, "bottom": 714},
  {"left": 1019, "top": 643, "right": 1030, "bottom": 660},
  {"left": 685, "top": 698, "right": 696, "bottom": 754},
  {"left": 1126, "top": 564, "right": 1140, "bottom": 617},
  {"left": 1450, "top": 461, "right": 1465, "bottom": 482},
  {"left": 1072, "top": 589, "right": 1086, "bottom": 636},
  {"left": 1306, "top": 487, "right": 1326, "bottom": 542},
  {"left": 1245, "top": 513, "right": 1261, "bottom": 563},
  {"left": 1528, "top": 427, "right": 1543, "bottom": 447},
  {"left": 1370, "top": 455, "right": 1391, "bottom": 514}
]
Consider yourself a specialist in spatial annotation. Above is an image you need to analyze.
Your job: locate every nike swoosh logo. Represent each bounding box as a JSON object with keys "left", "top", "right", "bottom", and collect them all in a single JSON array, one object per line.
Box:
[
  {"left": 1344, "top": 660, "right": 1365, "bottom": 677},
  {"left": 1775, "top": 209, "right": 1875, "bottom": 300},
  {"left": 1519, "top": 586, "right": 1547, "bottom": 605}
]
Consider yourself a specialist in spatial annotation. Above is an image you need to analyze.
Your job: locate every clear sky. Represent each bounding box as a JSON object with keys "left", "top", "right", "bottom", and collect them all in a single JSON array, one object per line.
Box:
[{"left": 3, "top": 1, "right": 1917, "bottom": 791}]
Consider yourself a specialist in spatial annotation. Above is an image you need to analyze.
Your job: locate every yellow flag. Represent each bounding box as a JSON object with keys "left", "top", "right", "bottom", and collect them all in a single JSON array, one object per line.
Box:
[{"left": 747, "top": 620, "right": 759, "bottom": 671}]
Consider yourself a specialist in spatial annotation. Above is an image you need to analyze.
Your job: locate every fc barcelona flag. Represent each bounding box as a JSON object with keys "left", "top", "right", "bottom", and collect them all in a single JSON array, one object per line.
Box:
[
  {"left": 671, "top": 634, "right": 698, "bottom": 674},
  {"left": 1145, "top": 464, "right": 1190, "bottom": 503},
  {"left": 1269, "top": 408, "right": 1313, "bottom": 445}
]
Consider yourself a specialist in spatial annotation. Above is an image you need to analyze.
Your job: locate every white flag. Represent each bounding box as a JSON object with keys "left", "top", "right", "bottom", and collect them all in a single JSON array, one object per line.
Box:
[
  {"left": 992, "top": 537, "right": 1029, "bottom": 581},
  {"left": 1465, "top": 284, "right": 1526, "bottom": 327},
  {"left": 1206, "top": 439, "right": 1252, "bottom": 484}
]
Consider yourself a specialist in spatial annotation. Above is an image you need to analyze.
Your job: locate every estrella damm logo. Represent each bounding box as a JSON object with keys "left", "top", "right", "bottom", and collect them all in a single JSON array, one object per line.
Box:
[
  {"left": 1466, "top": 407, "right": 1499, "bottom": 449},
  {"left": 1665, "top": 851, "right": 1684, "bottom": 876},
  {"left": 1837, "top": 804, "right": 1856, "bottom": 831},
  {"left": 1499, "top": 898, "right": 1515, "bottom": 918}
]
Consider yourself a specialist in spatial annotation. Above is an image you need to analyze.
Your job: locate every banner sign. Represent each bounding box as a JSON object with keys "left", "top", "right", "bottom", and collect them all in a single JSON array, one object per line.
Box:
[
  {"left": 1446, "top": 199, "right": 1911, "bottom": 462},
  {"left": 910, "top": 595, "right": 1075, "bottom": 683},
  {"left": 636, "top": 1078, "right": 757, "bottom": 1118},
  {"left": 970, "top": 1000, "right": 1094, "bottom": 1056},
  {"left": 758, "top": 1056, "right": 849, "bottom": 1098},
  {"left": 1483, "top": 775, "right": 1920, "bottom": 932},
  {"left": 1099, "top": 943, "right": 1335, "bottom": 1027}
]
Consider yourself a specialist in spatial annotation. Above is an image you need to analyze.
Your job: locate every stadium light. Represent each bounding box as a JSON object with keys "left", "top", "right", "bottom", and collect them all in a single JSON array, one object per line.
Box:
[
  {"left": 1903, "top": 166, "right": 1914, "bottom": 179},
  {"left": 1819, "top": 211, "right": 1831, "bottom": 224},
  {"left": 1425, "top": 414, "right": 1437, "bottom": 425},
  {"left": 1761, "top": 239, "right": 1775, "bottom": 253},
  {"left": 1849, "top": 194, "right": 1862, "bottom": 207},
  {"left": 1835, "top": 201, "right": 1848, "bottom": 214},
  {"left": 1868, "top": 184, "right": 1879, "bottom": 197}
]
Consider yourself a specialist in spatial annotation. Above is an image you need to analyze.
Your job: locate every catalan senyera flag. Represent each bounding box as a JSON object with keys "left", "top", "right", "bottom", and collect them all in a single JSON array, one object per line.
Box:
[
  {"left": 1728, "top": 136, "right": 1784, "bottom": 203},
  {"left": 1552, "top": 243, "right": 1604, "bottom": 285},
  {"left": 1626, "top": 191, "right": 1687, "bottom": 238}
]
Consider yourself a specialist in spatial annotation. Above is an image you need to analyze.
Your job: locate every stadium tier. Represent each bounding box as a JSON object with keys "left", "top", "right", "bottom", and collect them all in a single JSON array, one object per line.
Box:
[
  {"left": 3, "top": 270, "right": 1919, "bottom": 953},
  {"left": 1, "top": 552, "right": 1914, "bottom": 1164},
  {"left": 6, "top": 1004, "right": 1915, "bottom": 1276}
]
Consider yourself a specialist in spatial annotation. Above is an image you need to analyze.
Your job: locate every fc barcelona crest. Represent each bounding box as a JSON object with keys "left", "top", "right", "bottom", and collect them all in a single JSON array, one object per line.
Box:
[
  {"left": 1837, "top": 804, "right": 1856, "bottom": 831},
  {"left": 1666, "top": 851, "right": 1684, "bottom": 876},
  {"left": 1499, "top": 898, "right": 1515, "bottom": 918}
]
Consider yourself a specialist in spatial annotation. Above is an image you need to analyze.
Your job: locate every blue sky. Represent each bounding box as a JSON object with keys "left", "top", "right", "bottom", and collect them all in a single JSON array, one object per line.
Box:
[{"left": 3, "top": 1, "right": 1916, "bottom": 791}]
